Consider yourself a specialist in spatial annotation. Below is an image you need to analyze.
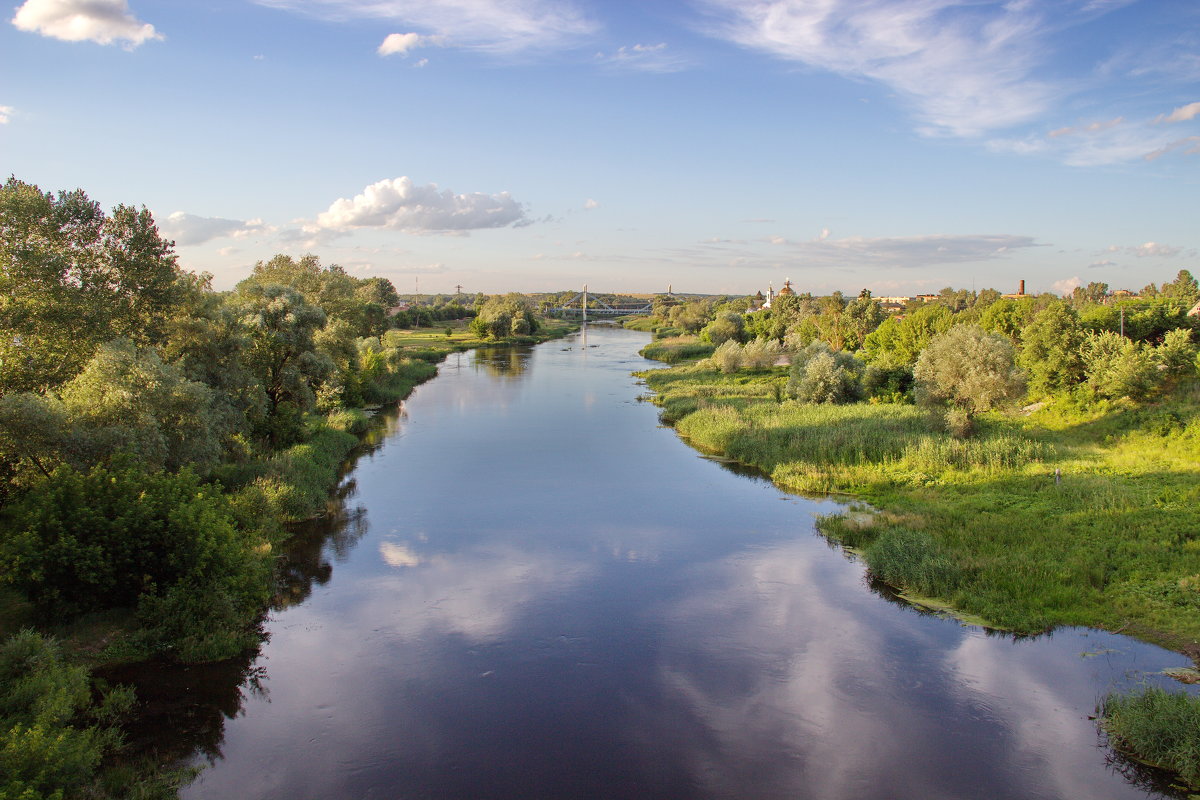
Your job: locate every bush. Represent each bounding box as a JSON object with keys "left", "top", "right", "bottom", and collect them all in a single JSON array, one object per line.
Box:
[
  {"left": 0, "top": 465, "right": 269, "bottom": 657},
  {"left": 1081, "top": 331, "right": 1160, "bottom": 400},
  {"left": 709, "top": 340, "right": 743, "bottom": 373},
  {"left": 914, "top": 325, "right": 1024, "bottom": 413},
  {"left": 0, "top": 631, "right": 126, "bottom": 800},
  {"left": 786, "top": 342, "right": 863, "bottom": 403}
]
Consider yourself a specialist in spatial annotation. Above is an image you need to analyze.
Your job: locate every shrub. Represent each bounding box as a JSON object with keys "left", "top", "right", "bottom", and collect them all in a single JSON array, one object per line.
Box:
[
  {"left": 786, "top": 342, "right": 863, "bottom": 403},
  {"left": 0, "top": 465, "right": 269, "bottom": 657},
  {"left": 914, "top": 325, "right": 1025, "bottom": 413},
  {"left": 709, "top": 340, "right": 743, "bottom": 373},
  {"left": 1081, "top": 331, "right": 1160, "bottom": 400}
]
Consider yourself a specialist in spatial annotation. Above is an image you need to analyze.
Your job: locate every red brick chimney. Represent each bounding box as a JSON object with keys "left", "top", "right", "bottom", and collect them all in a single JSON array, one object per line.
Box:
[{"left": 1019, "top": 279, "right": 1025, "bottom": 296}]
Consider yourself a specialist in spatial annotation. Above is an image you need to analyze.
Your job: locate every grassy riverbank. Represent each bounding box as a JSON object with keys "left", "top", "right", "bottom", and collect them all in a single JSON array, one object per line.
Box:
[{"left": 639, "top": 359, "right": 1200, "bottom": 654}]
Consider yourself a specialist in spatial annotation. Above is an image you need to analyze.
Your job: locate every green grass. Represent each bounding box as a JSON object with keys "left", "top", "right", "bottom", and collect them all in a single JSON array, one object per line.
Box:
[
  {"left": 640, "top": 363, "right": 1200, "bottom": 649},
  {"left": 640, "top": 335, "right": 715, "bottom": 364},
  {"left": 1101, "top": 687, "right": 1200, "bottom": 789}
]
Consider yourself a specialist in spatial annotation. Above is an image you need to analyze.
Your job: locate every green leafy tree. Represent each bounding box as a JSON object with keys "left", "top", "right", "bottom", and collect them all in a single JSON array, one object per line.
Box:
[
  {"left": 914, "top": 325, "right": 1025, "bottom": 413},
  {"left": 1081, "top": 331, "right": 1159, "bottom": 400},
  {"left": 236, "top": 284, "right": 331, "bottom": 443},
  {"left": 1019, "top": 302, "right": 1083, "bottom": 395},
  {"left": 862, "top": 304, "right": 954, "bottom": 366},
  {"left": 700, "top": 312, "right": 744, "bottom": 345},
  {"left": 0, "top": 178, "right": 184, "bottom": 393}
]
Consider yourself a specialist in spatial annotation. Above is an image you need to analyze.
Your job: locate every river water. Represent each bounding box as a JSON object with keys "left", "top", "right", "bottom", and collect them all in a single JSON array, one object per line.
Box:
[{"left": 152, "top": 326, "right": 1193, "bottom": 799}]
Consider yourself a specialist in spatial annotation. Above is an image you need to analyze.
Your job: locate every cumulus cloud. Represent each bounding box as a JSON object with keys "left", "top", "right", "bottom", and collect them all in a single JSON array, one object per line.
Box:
[
  {"left": 255, "top": 0, "right": 597, "bottom": 54},
  {"left": 1052, "top": 276, "right": 1081, "bottom": 295},
  {"left": 313, "top": 177, "right": 527, "bottom": 233},
  {"left": 584, "top": 198, "right": 599, "bottom": 210},
  {"left": 594, "top": 42, "right": 690, "bottom": 73},
  {"left": 0, "top": 106, "right": 12, "bottom": 124},
  {"left": 159, "top": 212, "right": 274, "bottom": 246},
  {"left": 697, "top": 0, "right": 1065, "bottom": 137},
  {"left": 1154, "top": 101, "right": 1200, "bottom": 124},
  {"left": 12, "top": 0, "right": 161, "bottom": 47},
  {"left": 378, "top": 31, "right": 440, "bottom": 56}
]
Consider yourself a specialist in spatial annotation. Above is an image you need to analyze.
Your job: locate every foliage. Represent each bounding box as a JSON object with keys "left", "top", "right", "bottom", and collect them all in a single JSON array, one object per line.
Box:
[
  {"left": 861, "top": 304, "right": 954, "bottom": 366},
  {"left": 0, "top": 465, "right": 269, "bottom": 657},
  {"left": 786, "top": 342, "right": 863, "bottom": 404},
  {"left": 0, "top": 178, "right": 186, "bottom": 394},
  {"left": 699, "top": 312, "right": 744, "bottom": 345},
  {"left": 470, "top": 294, "right": 539, "bottom": 339},
  {"left": 1019, "top": 302, "right": 1084, "bottom": 395},
  {"left": 1101, "top": 687, "right": 1200, "bottom": 788},
  {"left": 1080, "top": 331, "right": 1159, "bottom": 400},
  {"left": 913, "top": 325, "right": 1025, "bottom": 414}
]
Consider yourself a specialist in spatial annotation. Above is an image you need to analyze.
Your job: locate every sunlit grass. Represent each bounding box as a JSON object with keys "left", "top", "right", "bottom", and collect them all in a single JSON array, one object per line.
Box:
[{"left": 641, "top": 364, "right": 1200, "bottom": 646}]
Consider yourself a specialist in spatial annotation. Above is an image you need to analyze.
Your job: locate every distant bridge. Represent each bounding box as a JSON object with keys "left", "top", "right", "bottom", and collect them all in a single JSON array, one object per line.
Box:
[{"left": 554, "top": 286, "right": 659, "bottom": 319}]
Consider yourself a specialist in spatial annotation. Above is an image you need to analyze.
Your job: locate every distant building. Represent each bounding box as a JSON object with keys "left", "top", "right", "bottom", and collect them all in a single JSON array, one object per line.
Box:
[
  {"left": 1001, "top": 280, "right": 1028, "bottom": 300},
  {"left": 915, "top": 294, "right": 939, "bottom": 303},
  {"left": 1189, "top": 299, "right": 1200, "bottom": 318}
]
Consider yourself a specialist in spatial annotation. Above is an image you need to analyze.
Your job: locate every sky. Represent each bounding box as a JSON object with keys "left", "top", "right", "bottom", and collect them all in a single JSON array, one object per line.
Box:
[{"left": 1, "top": 0, "right": 1198, "bottom": 296}]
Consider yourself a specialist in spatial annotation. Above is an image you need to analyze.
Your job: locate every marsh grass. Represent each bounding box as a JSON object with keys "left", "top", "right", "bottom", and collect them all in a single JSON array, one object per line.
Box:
[
  {"left": 1101, "top": 688, "right": 1200, "bottom": 788},
  {"left": 640, "top": 336, "right": 716, "bottom": 364},
  {"left": 641, "top": 363, "right": 1200, "bottom": 644}
]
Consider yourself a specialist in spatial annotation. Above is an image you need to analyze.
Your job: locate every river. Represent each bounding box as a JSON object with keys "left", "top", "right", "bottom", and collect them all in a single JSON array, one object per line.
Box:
[{"left": 134, "top": 326, "right": 1194, "bottom": 799}]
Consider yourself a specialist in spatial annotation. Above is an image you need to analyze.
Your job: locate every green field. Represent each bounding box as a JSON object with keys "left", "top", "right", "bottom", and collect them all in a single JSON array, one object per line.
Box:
[{"left": 640, "top": 360, "right": 1200, "bottom": 654}]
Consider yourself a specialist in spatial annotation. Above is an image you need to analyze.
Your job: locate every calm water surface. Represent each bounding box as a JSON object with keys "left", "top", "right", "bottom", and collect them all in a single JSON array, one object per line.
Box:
[{"left": 155, "top": 326, "right": 1194, "bottom": 799}]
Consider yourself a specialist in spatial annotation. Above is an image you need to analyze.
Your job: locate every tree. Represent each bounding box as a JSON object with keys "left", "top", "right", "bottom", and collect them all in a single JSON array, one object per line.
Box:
[
  {"left": 471, "top": 294, "right": 538, "bottom": 339},
  {"left": 1019, "top": 302, "right": 1084, "bottom": 395},
  {"left": 700, "top": 312, "right": 744, "bottom": 345},
  {"left": 1080, "top": 331, "right": 1159, "bottom": 400},
  {"left": 235, "top": 284, "right": 331, "bottom": 444},
  {"left": 59, "top": 339, "right": 222, "bottom": 472},
  {"left": 914, "top": 325, "right": 1025, "bottom": 413},
  {"left": 787, "top": 342, "right": 863, "bottom": 404},
  {"left": 862, "top": 304, "right": 954, "bottom": 366},
  {"left": 0, "top": 178, "right": 184, "bottom": 393}
]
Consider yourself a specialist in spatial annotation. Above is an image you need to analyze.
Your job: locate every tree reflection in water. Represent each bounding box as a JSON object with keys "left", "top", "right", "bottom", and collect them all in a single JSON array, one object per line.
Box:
[{"left": 472, "top": 345, "right": 532, "bottom": 378}]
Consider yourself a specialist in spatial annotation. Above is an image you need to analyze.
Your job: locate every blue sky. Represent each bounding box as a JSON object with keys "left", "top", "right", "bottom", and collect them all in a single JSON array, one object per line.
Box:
[{"left": 2, "top": 0, "right": 1198, "bottom": 296}]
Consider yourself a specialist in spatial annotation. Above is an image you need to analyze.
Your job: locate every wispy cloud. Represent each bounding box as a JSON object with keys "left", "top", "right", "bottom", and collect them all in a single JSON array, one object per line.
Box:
[
  {"left": 311, "top": 176, "right": 528, "bottom": 233},
  {"left": 1155, "top": 101, "right": 1200, "bottom": 124},
  {"left": 160, "top": 212, "right": 274, "bottom": 246},
  {"left": 12, "top": 0, "right": 161, "bottom": 48},
  {"left": 691, "top": 231, "right": 1043, "bottom": 271},
  {"left": 1104, "top": 241, "right": 1190, "bottom": 258},
  {"left": 254, "top": 0, "right": 597, "bottom": 54},
  {"left": 594, "top": 42, "right": 690, "bottom": 73},
  {"left": 988, "top": 98, "right": 1200, "bottom": 166},
  {"left": 695, "top": 0, "right": 1066, "bottom": 137}
]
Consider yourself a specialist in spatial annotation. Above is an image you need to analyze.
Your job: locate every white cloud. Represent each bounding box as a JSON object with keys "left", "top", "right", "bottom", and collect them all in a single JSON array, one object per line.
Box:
[
  {"left": 1144, "top": 135, "right": 1200, "bottom": 161},
  {"left": 255, "top": 0, "right": 597, "bottom": 54},
  {"left": 697, "top": 0, "right": 1060, "bottom": 137},
  {"left": 584, "top": 198, "right": 599, "bottom": 210},
  {"left": 0, "top": 106, "right": 12, "bottom": 124},
  {"left": 1088, "top": 259, "right": 1116, "bottom": 269},
  {"left": 12, "top": 0, "right": 161, "bottom": 47},
  {"left": 313, "top": 177, "right": 527, "bottom": 233},
  {"left": 1130, "top": 241, "right": 1184, "bottom": 258},
  {"left": 1052, "top": 276, "right": 1081, "bottom": 295},
  {"left": 1155, "top": 101, "right": 1200, "bottom": 124},
  {"left": 1048, "top": 117, "right": 1124, "bottom": 138},
  {"left": 378, "top": 31, "right": 438, "bottom": 56},
  {"left": 594, "top": 42, "right": 690, "bottom": 73},
  {"left": 160, "top": 212, "right": 274, "bottom": 246}
]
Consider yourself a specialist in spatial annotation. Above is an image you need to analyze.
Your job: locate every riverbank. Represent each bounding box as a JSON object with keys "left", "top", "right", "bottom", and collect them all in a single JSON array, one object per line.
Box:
[
  {"left": 0, "top": 319, "right": 577, "bottom": 800},
  {"left": 638, "top": 358, "right": 1200, "bottom": 658}
]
